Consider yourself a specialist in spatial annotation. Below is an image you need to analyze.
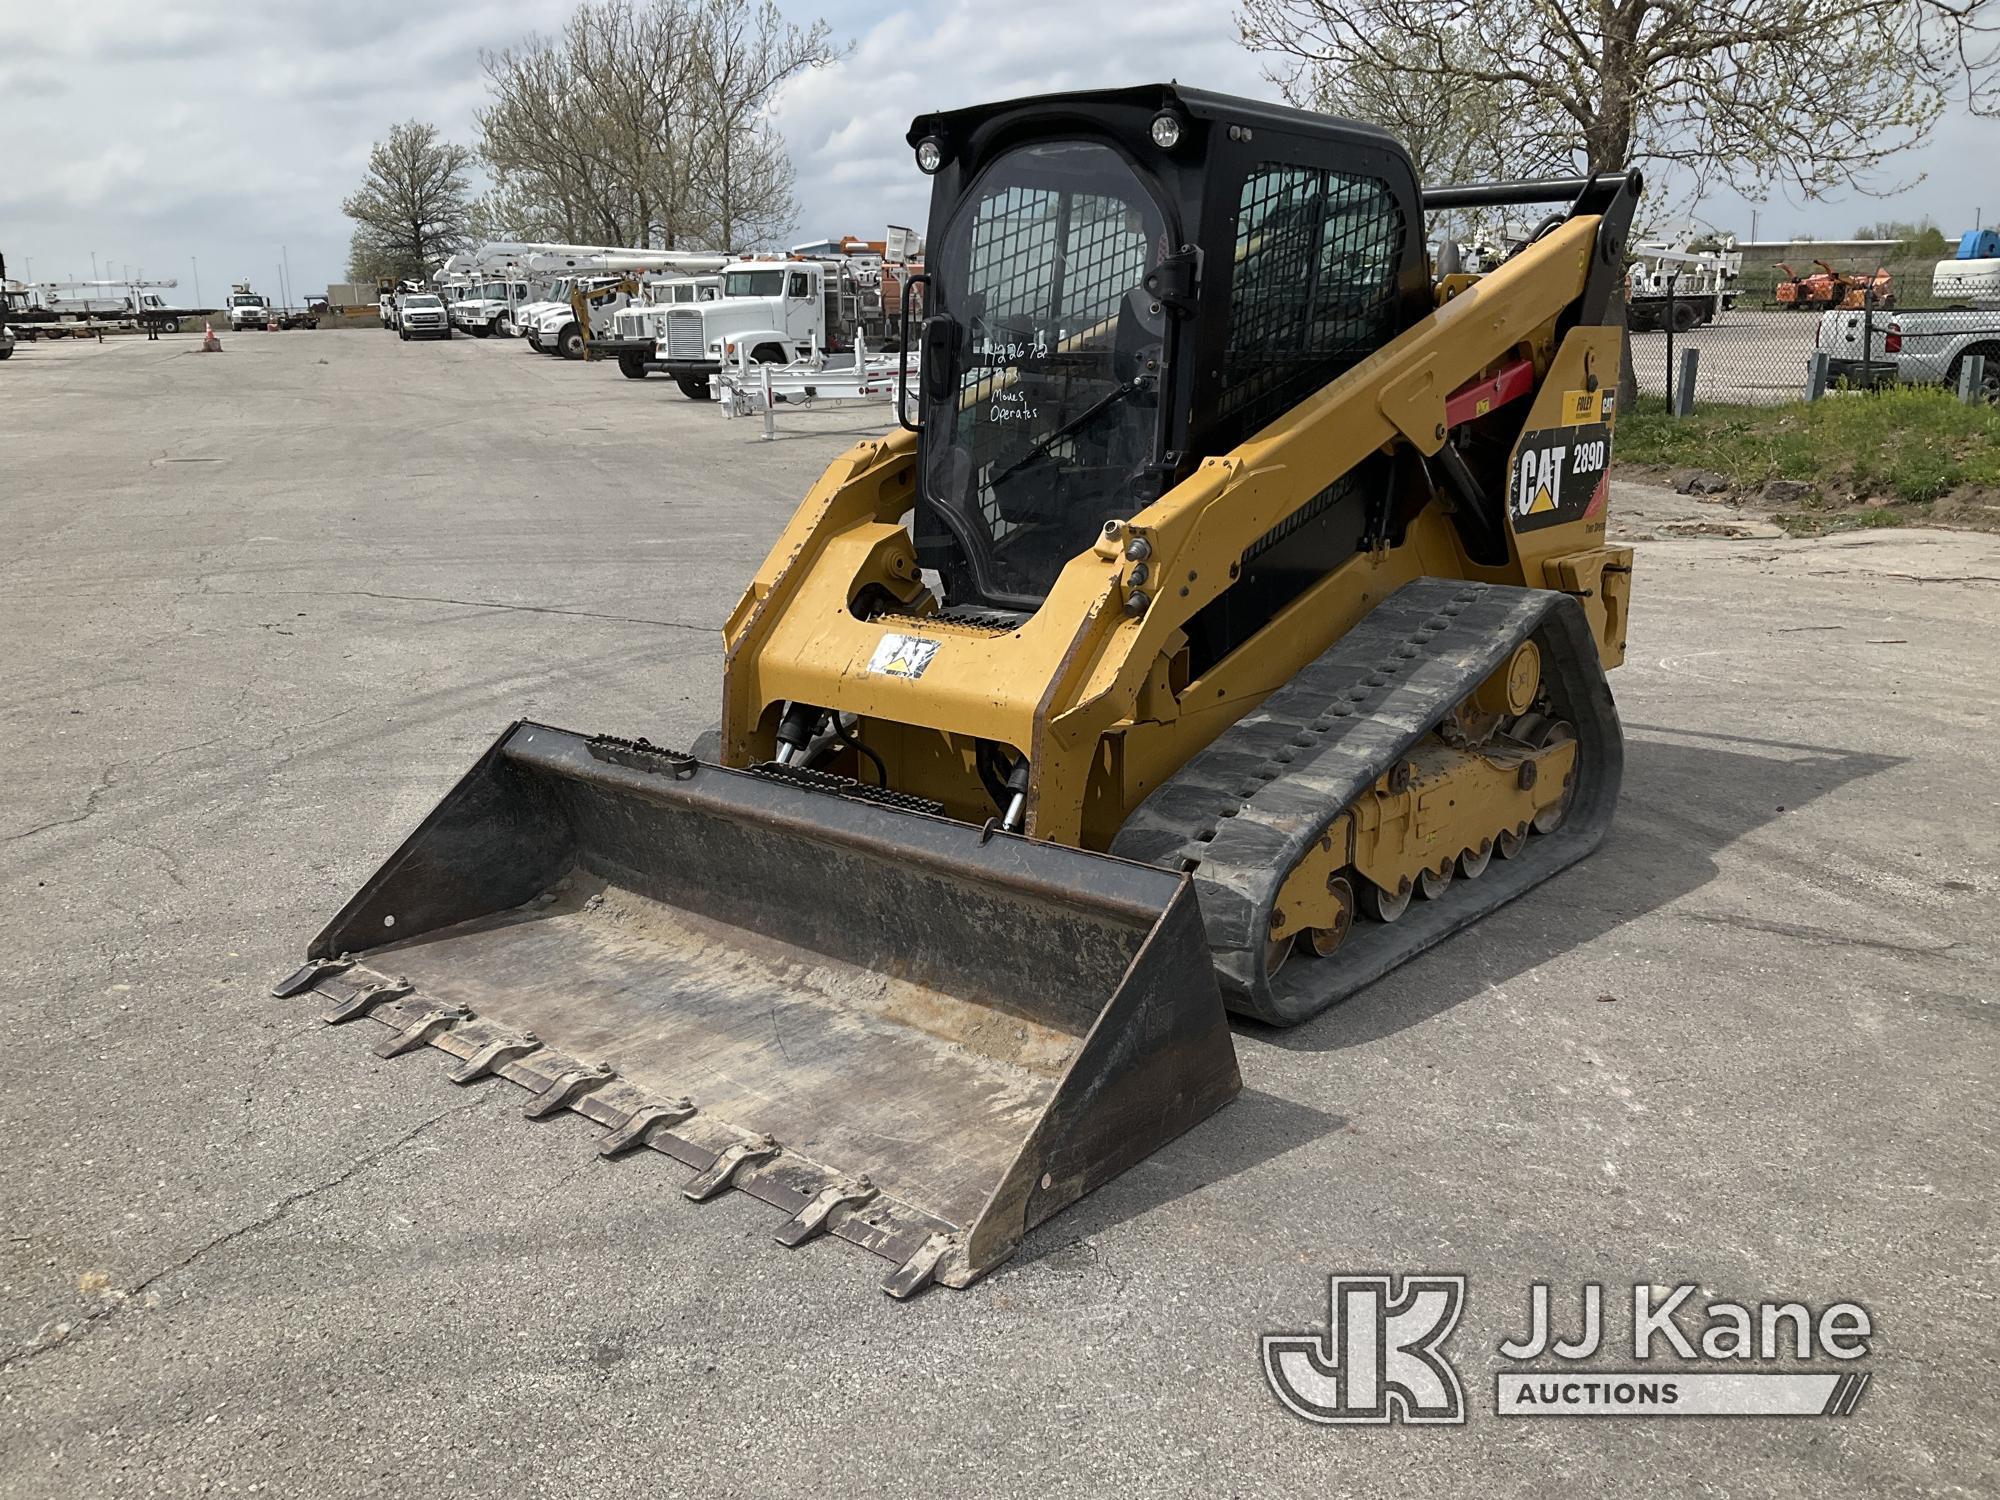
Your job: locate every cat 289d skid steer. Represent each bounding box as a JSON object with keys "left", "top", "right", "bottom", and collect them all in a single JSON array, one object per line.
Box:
[{"left": 277, "top": 85, "right": 1640, "bottom": 1297}]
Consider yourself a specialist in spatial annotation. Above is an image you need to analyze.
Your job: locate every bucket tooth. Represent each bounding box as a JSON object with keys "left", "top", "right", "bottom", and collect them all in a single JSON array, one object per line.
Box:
[
  {"left": 774, "top": 1177, "right": 879, "bottom": 1247},
  {"left": 882, "top": 1233, "right": 956, "bottom": 1300},
  {"left": 523, "top": 1061, "right": 615, "bottom": 1119},
  {"left": 447, "top": 1031, "right": 541, "bottom": 1085},
  {"left": 597, "top": 1098, "right": 696, "bottom": 1157},
  {"left": 271, "top": 954, "right": 354, "bottom": 998},
  {"left": 684, "top": 1135, "right": 779, "bottom": 1201},
  {"left": 322, "top": 979, "right": 412, "bottom": 1025},
  {"left": 373, "top": 1004, "right": 472, "bottom": 1058}
]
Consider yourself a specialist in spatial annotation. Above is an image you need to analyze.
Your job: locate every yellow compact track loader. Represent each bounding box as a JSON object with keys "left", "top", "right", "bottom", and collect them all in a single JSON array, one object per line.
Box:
[{"left": 277, "top": 86, "right": 1640, "bottom": 1297}]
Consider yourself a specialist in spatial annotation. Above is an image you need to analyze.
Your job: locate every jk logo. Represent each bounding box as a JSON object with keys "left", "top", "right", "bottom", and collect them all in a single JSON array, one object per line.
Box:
[{"left": 1263, "top": 1274, "right": 1467, "bottom": 1425}]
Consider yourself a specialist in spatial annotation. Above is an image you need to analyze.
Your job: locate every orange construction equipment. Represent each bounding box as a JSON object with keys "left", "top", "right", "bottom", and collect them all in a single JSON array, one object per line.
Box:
[
  {"left": 1839, "top": 266, "right": 1894, "bottom": 309},
  {"left": 1775, "top": 259, "right": 1893, "bottom": 310}
]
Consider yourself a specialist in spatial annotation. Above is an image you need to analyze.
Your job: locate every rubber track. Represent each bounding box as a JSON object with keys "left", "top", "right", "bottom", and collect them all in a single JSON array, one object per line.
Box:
[{"left": 1110, "top": 578, "right": 1623, "bottom": 1024}]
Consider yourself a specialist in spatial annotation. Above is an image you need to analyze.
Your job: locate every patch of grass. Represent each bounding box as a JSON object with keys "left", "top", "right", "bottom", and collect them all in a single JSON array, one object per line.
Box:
[{"left": 1618, "top": 387, "right": 2000, "bottom": 514}]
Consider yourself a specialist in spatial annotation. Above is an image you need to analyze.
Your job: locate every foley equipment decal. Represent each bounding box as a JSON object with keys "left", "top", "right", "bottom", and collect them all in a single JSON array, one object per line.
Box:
[{"left": 1511, "top": 423, "right": 1611, "bottom": 532}]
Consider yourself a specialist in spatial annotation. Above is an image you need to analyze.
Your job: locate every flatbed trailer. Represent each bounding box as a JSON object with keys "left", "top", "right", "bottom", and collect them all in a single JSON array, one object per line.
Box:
[{"left": 717, "top": 330, "right": 918, "bottom": 437}]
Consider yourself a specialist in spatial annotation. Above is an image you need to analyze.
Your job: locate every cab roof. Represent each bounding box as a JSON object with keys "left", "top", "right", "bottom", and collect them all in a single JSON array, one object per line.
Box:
[{"left": 907, "top": 83, "right": 1404, "bottom": 157}]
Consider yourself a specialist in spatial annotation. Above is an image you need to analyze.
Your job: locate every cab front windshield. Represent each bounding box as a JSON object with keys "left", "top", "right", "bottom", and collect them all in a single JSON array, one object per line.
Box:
[
  {"left": 923, "top": 139, "right": 1170, "bottom": 606},
  {"left": 724, "top": 269, "right": 787, "bottom": 298}
]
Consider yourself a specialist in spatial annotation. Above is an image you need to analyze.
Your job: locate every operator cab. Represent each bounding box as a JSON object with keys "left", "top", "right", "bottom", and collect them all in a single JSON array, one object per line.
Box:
[{"left": 905, "top": 85, "right": 1429, "bottom": 620}]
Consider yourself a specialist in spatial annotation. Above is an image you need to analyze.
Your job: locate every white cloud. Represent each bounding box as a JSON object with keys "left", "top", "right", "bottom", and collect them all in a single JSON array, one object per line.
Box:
[
  {"left": 0, "top": 0, "right": 1988, "bottom": 297},
  {"left": 0, "top": 0, "right": 569, "bottom": 293},
  {"left": 771, "top": 0, "right": 1269, "bottom": 240}
]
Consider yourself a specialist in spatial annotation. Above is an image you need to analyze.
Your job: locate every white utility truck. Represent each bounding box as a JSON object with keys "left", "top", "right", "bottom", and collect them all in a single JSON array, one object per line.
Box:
[
  {"left": 451, "top": 278, "right": 531, "bottom": 337},
  {"left": 656, "top": 256, "right": 915, "bottom": 400},
  {"left": 592, "top": 276, "right": 725, "bottom": 378},
  {"left": 508, "top": 248, "right": 726, "bottom": 346},
  {"left": 524, "top": 276, "right": 634, "bottom": 357},
  {"left": 526, "top": 251, "right": 730, "bottom": 358},
  {"left": 1625, "top": 238, "right": 1742, "bottom": 331},
  {"left": 226, "top": 285, "right": 273, "bottom": 332}
]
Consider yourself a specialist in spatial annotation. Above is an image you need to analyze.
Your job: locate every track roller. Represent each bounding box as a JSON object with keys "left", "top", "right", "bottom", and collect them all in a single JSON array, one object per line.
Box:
[
  {"left": 1416, "top": 862, "right": 1454, "bottom": 901},
  {"left": 1359, "top": 877, "right": 1412, "bottom": 923}
]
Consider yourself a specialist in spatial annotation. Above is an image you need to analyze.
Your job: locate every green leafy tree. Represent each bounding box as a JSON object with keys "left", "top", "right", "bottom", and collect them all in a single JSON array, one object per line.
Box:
[
  {"left": 1856, "top": 218, "right": 1952, "bottom": 256},
  {"left": 342, "top": 120, "right": 477, "bottom": 281}
]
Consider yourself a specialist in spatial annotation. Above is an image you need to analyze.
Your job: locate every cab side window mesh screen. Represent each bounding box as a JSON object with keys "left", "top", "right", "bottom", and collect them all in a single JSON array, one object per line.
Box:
[{"left": 1217, "top": 164, "right": 1404, "bottom": 447}]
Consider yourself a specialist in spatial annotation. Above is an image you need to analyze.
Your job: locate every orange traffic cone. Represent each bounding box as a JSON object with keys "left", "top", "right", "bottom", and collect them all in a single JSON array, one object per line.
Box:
[
  {"left": 201, "top": 321, "right": 222, "bottom": 352},
  {"left": 266, "top": 311, "right": 278, "bottom": 331}
]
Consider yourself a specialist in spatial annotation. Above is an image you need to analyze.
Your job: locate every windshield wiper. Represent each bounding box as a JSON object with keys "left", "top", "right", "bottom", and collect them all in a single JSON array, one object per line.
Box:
[{"left": 988, "top": 377, "right": 1148, "bottom": 489}]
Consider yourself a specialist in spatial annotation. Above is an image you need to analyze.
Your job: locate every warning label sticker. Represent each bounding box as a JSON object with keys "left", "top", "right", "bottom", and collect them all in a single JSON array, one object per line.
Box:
[
  {"left": 1510, "top": 423, "right": 1612, "bottom": 532},
  {"left": 866, "top": 632, "right": 941, "bottom": 679}
]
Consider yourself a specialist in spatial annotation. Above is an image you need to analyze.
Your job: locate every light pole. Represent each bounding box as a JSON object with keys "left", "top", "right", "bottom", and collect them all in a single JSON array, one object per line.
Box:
[
  {"left": 191, "top": 257, "right": 201, "bottom": 306},
  {"left": 91, "top": 251, "right": 99, "bottom": 282}
]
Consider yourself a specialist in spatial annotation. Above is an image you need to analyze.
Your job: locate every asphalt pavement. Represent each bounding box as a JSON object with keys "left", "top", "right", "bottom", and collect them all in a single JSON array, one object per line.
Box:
[{"left": 2, "top": 329, "right": 1994, "bottom": 1497}]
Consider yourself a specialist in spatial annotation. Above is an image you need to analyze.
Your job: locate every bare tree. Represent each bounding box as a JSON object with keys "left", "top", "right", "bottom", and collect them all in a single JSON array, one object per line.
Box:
[
  {"left": 687, "top": 0, "right": 840, "bottom": 248},
  {"left": 475, "top": 0, "right": 838, "bottom": 252},
  {"left": 342, "top": 121, "right": 476, "bottom": 281},
  {"left": 479, "top": 15, "right": 651, "bottom": 245},
  {"left": 1238, "top": 0, "right": 1997, "bottom": 200}
]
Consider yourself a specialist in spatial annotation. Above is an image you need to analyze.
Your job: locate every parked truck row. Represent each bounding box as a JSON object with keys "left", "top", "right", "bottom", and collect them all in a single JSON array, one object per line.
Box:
[{"left": 380, "top": 234, "right": 927, "bottom": 405}]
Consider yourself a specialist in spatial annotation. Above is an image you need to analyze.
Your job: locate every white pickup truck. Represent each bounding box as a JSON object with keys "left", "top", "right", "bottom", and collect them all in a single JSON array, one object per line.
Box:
[
  {"left": 655, "top": 258, "right": 902, "bottom": 400},
  {"left": 1817, "top": 255, "right": 2000, "bottom": 399}
]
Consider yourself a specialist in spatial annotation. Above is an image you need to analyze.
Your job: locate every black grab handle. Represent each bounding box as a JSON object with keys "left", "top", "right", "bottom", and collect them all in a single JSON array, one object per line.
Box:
[{"left": 896, "top": 272, "right": 931, "bottom": 434}]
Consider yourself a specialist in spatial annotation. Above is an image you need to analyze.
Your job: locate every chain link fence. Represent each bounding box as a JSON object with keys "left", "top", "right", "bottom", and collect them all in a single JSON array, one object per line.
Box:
[{"left": 1626, "top": 252, "right": 1981, "bottom": 410}]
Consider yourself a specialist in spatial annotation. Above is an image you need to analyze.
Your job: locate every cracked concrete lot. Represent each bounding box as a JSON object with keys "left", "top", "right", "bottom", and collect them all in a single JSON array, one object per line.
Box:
[{"left": 2, "top": 331, "right": 1996, "bottom": 1497}]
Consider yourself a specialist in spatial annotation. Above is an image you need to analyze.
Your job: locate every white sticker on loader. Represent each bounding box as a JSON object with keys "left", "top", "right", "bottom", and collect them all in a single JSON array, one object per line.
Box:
[{"left": 866, "top": 632, "right": 941, "bottom": 679}]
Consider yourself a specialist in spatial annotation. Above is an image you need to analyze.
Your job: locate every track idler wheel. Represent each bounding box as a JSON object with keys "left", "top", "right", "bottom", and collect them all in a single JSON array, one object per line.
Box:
[
  {"left": 1529, "top": 720, "right": 1578, "bottom": 834},
  {"left": 1304, "top": 875, "right": 1355, "bottom": 958}
]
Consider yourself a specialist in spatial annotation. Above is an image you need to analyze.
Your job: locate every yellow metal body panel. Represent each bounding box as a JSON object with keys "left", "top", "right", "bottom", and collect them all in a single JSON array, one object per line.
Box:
[
  {"left": 719, "top": 215, "right": 1625, "bottom": 849},
  {"left": 1270, "top": 727, "right": 1576, "bottom": 938}
]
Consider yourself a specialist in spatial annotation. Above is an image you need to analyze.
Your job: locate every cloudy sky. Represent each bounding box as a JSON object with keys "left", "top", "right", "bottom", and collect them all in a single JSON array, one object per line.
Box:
[{"left": 2, "top": 0, "right": 1990, "bottom": 302}]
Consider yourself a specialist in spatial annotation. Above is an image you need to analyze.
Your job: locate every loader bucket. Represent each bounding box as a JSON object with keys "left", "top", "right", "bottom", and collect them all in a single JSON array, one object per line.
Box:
[{"left": 275, "top": 722, "right": 1240, "bottom": 1296}]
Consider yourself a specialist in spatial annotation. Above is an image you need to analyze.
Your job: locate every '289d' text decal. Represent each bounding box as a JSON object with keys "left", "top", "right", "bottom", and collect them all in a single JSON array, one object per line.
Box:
[{"left": 1510, "top": 422, "right": 1611, "bottom": 533}]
